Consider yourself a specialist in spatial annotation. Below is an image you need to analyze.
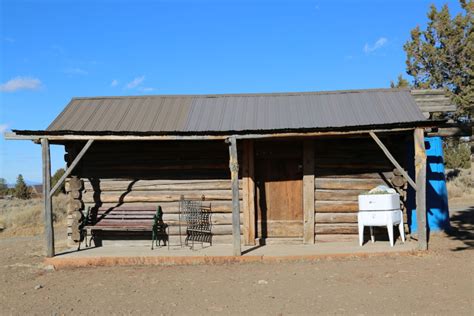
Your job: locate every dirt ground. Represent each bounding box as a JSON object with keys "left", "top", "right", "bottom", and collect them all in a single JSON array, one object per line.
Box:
[{"left": 0, "top": 206, "right": 473, "bottom": 315}]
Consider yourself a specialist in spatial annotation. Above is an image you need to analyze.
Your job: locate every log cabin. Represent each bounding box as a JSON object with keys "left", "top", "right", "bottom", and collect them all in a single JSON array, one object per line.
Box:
[{"left": 5, "top": 88, "right": 439, "bottom": 257}]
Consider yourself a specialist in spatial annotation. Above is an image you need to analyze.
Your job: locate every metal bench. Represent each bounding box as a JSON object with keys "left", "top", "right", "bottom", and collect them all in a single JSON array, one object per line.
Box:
[{"left": 82, "top": 206, "right": 168, "bottom": 249}]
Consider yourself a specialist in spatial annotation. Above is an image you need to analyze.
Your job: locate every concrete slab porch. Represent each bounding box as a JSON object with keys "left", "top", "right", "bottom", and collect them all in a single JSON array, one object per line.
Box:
[{"left": 46, "top": 239, "right": 418, "bottom": 269}]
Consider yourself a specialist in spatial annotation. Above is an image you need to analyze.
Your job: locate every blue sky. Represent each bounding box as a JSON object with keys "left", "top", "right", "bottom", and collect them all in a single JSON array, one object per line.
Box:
[{"left": 0, "top": 0, "right": 463, "bottom": 183}]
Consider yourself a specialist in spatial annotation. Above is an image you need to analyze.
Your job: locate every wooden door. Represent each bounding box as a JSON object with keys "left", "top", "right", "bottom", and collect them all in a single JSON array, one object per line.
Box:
[{"left": 256, "top": 141, "right": 303, "bottom": 238}]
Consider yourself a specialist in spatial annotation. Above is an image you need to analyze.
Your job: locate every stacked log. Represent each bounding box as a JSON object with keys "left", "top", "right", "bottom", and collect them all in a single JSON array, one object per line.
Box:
[
  {"left": 80, "top": 179, "right": 243, "bottom": 244},
  {"left": 65, "top": 176, "right": 84, "bottom": 246},
  {"left": 390, "top": 168, "right": 409, "bottom": 234}
]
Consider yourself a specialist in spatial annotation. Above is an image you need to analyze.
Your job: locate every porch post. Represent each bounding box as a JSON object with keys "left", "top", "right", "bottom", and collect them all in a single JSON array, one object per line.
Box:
[
  {"left": 227, "top": 136, "right": 242, "bottom": 256},
  {"left": 303, "top": 140, "right": 315, "bottom": 244},
  {"left": 41, "top": 138, "right": 55, "bottom": 257},
  {"left": 414, "top": 128, "right": 428, "bottom": 250}
]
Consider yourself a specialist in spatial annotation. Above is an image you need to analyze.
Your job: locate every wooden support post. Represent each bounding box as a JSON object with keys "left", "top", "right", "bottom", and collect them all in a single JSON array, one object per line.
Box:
[
  {"left": 242, "top": 140, "right": 256, "bottom": 245},
  {"left": 303, "top": 140, "right": 315, "bottom": 244},
  {"left": 414, "top": 128, "right": 428, "bottom": 250},
  {"left": 49, "top": 139, "right": 93, "bottom": 198},
  {"left": 41, "top": 138, "right": 55, "bottom": 257},
  {"left": 369, "top": 131, "right": 417, "bottom": 190},
  {"left": 248, "top": 141, "right": 256, "bottom": 245},
  {"left": 227, "top": 136, "right": 242, "bottom": 256}
]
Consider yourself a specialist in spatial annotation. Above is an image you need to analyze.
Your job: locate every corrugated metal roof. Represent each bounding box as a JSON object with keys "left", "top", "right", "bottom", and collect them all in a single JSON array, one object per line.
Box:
[{"left": 46, "top": 89, "right": 426, "bottom": 134}]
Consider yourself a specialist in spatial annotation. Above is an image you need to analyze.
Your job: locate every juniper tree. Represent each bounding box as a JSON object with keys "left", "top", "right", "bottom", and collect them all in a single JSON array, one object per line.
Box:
[
  {"left": 403, "top": 0, "right": 473, "bottom": 118},
  {"left": 51, "top": 168, "right": 66, "bottom": 195},
  {"left": 0, "top": 178, "right": 8, "bottom": 197},
  {"left": 390, "top": 74, "right": 411, "bottom": 89},
  {"left": 14, "top": 174, "right": 30, "bottom": 200}
]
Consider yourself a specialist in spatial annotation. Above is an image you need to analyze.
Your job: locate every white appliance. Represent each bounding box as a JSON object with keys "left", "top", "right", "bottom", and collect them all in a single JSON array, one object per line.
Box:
[
  {"left": 357, "top": 193, "right": 405, "bottom": 247},
  {"left": 358, "top": 193, "right": 400, "bottom": 211}
]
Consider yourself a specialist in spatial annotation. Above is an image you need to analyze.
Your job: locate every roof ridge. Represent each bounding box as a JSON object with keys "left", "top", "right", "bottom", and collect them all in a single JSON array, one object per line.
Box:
[{"left": 70, "top": 88, "right": 410, "bottom": 101}]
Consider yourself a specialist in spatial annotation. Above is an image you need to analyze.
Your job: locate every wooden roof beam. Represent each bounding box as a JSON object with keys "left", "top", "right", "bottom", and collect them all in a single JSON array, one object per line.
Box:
[{"left": 4, "top": 126, "right": 422, "bottom": 142}]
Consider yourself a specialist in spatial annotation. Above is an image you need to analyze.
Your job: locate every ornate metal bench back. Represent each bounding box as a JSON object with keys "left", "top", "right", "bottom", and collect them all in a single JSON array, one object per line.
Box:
[{"left": 179, "top": 196, "right": 212, "bottom": 249}]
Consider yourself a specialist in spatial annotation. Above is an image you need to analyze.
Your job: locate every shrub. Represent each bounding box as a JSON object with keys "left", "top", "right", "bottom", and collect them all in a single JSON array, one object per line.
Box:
[{"left": 443, "top": 139, "right": 471, "bottom": 169}]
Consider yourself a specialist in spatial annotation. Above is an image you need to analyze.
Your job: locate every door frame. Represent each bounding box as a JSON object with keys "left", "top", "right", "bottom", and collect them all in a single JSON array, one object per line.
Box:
[{"left": 241, "top": 138, "right": 315, "bottom": 245}]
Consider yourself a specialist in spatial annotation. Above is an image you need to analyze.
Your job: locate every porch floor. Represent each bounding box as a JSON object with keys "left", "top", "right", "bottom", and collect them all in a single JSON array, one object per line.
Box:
[{"left": 47, "top": 239, "right": 418, "bottom": 268}]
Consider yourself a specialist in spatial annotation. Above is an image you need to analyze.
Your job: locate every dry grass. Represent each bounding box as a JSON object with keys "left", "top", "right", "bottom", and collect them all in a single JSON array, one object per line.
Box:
[
  {"left": 446, "top": 168, "right": 474, "bottom": 206},
  {"left": 0, "top": 194, "right": 68, "bottom": 236}
]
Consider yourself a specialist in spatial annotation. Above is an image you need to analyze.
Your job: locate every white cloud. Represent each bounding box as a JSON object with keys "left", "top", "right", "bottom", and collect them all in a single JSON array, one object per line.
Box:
[
  {"left": 110, "top": 79, "right": 119, "bottom": 87},
  {"left": 364, "top": 37, "right": 388, "bottom": 53},
  {"left": 0, "top": 124, "right": 8, "bottom": 133},
  {"left": 139, "top": 87, "right": 155, "bottom": 92},
  {"left": 0, "top": 77, "right": 42, "bottom": 92},
  {"left": 126, "top": 76, "right": 145, "bottom": 89},
  {"left": 63, "top": 67, "right": 88, "bottom": 75}
]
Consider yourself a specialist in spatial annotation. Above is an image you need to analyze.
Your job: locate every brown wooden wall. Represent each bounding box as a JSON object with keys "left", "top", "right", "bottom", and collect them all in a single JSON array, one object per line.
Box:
[
  {"left": 64, "top": 134, "right": 411, "bottom": 245},
  {"left": 313, "top": 135, "right": 409, "bottom": 241},
  {"left": 65, "top": 140, "right": 242, "bottom": 245}
]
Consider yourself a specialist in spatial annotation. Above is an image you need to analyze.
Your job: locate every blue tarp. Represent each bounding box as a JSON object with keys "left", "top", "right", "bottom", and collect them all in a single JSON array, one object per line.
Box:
[{"left": 408, "top": 137, "right": 450, "bottom": 233}]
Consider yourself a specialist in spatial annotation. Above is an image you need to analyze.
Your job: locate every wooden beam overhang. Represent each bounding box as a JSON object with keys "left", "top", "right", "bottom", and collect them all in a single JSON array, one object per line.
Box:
[
  {"left": 369, "top": 131, "right": 417, "bottom": 190},
  {"left": 4, "top": 126, "right": 428, "bottom": 142}
]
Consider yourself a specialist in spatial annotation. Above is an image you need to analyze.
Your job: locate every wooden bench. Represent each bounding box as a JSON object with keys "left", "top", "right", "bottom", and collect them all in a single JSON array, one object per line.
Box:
[{"left": 82, "top": 206, "right": 168, "bottom": 249}]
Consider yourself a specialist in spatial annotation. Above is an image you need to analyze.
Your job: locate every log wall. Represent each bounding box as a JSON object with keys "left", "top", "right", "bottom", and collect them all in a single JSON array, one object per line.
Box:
[
  {"left": 65, "top": 140, "right": 242, "bottom": 245},
  {"left": 63, "top": 135, "right": 411, "bottom": 245},
  {"left": 313, "top": 136, "right": 409, "bottom": 241}
]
